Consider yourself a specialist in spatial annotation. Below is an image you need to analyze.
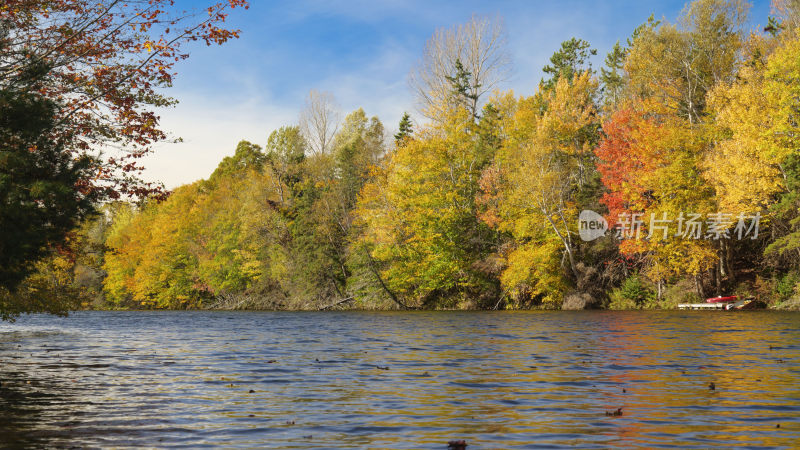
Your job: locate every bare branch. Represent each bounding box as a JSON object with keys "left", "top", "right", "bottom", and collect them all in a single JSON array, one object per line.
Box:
[
  {"left": 409, "top": 15, "right": 512, "bottom": 121},
  {"left": 298, "top": 89, "right": 341, "bottom": 157}
]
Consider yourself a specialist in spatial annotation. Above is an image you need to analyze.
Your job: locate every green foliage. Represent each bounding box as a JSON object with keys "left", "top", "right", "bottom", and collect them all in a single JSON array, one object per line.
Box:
[
  {"left": 394, "top": 112, "right": 414, "bottom": 146},
  {"left": 600, "top": 41, "right": 626, "bottom": 109},
  {"left": 0, "top": 86, "right": 96, "bottom": 318},
  {"left": 541, "top": 38, "right": 597, "bottom": 91},
  {"left": 775, "top": 272, "right": 799, "bottom": 302},
  {"left": 446, "top": 58, "right": 481, "bottom": 118},
  {"left": 357, "top": 102, "right": 501, "bottom": 308},
  {"left": 102, "top": 109, "right": 388, "bottom": 309},
  {"left": 210, "top": 140, "right": 265, "bottom": 181},
  {"left": 662, "top": 279, "right": 702, "bottom": 308},
  {"left": 767, "top": 154, "right": 800, "bottom": 259},
  {"left": 15, "top": 0, "right": 800, "bottom": 313},
  {"left": 608, "top": 274, "right": 656, "bottom": 309}
]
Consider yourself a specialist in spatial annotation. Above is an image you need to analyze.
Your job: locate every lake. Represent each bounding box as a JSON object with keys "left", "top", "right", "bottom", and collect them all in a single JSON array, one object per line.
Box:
[{"left": 1, "top": 311, "right": 799, "bottom": 448}]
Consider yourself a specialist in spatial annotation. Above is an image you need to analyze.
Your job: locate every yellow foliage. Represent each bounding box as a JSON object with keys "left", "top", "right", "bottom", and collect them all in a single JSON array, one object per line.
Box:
[
  {"left": 500, "top": 238, "right": 567, "bottom": 307},
  {"left": 706, "top": 32, "right": 800, "bottom": 212}
]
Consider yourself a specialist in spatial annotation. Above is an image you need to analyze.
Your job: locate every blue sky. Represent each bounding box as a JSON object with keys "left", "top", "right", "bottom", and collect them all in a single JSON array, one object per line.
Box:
[{"left": 144, "top": 0, "right": 772, "bottom": 188}]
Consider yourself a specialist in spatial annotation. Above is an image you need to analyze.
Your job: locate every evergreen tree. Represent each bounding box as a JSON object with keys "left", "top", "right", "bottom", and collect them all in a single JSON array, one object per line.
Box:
[
  {"left": 600, "top": 41, "right": 627, "bottom": 109},
  {"left": 541, "top": 38, "right": 597, "bottom": 91},
  {"left": 394, "top": 112, "right": 414, "bottom": 146},
  {"left": 446, "top": 59, "right": 481, "bottom": 119},
  {"left": 0, "top": 88, "right": 96, "bottom": 294}
]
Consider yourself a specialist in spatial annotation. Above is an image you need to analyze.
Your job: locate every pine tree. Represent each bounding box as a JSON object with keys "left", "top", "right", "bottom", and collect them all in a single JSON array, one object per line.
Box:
[
  {"left": 446, "top": 59, "right": 481, "bottom": 119},
  {"left": 600, "top": 41, "right": 626, "bottom": 109},
  {"left": 541, "top": 38, "right": 597, "bottom": 91},
  {"left": 394, "top": 112, "right": 414, "bottom": 145}
]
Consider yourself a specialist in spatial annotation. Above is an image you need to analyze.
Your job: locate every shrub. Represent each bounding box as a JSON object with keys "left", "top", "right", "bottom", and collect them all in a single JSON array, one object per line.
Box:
[
  {"left": 661, "top": 278, "right": 701, "bottom": 309},
  {"left": 608, "top": 274, "right": 656, "bottom": 310},
  {"left": 775, "top": 272, "right": 799, "bottom": 303}
]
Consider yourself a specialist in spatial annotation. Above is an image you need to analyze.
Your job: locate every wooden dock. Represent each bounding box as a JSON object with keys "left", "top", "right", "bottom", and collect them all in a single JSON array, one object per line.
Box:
[{"left": 677, "top": 302, "right": 727, "bottom": 310}]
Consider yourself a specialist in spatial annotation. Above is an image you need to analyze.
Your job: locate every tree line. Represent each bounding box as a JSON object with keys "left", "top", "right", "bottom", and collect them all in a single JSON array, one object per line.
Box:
[
  {"left": 0, "top": 0, "right": 247, "bottom": 319},
  {"left": 4, "top": 0, "right": 800, "bottom": 314}
]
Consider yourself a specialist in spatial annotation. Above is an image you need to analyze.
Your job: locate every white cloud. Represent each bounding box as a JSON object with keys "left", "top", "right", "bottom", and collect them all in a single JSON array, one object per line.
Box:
[
  {"left": 142, "top": 92, "right": 295, "bottom": 189},
  {"left": 141, "top": 0, "right": 773, "bottom": 189},
  {"left": 141, "top": 37, "right": 420, "bottom": 190},
  {"left": 313, "top": 38, "right": 417, "bottom": 132}
]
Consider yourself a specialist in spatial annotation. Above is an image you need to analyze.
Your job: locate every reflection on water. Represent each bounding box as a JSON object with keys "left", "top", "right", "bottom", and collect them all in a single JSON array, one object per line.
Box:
[{"left": 1, "top": 311, "right": 799, "bottom": 448}]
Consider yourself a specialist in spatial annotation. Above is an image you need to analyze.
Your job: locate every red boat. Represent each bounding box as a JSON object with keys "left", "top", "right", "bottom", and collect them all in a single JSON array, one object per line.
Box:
[{"left": 706, "top": 295, "right": 738, "bottom": 303}]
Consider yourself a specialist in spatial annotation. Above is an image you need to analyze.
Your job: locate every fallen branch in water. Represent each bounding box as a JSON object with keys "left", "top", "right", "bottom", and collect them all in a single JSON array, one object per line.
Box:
[
  {"left": 319, "top": 297, "right": 355, "bottom": 310},
  {"left": 207, "top": 292, "right": 286, "bottom": 310}
]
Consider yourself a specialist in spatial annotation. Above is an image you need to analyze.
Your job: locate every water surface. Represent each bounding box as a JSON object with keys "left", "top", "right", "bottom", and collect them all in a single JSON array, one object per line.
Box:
[{"left": 1, "top": 310, "right": 799, "bottom": 448}]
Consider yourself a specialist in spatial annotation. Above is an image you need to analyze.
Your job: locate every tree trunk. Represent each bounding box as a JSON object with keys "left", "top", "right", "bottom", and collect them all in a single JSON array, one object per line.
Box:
[
  {"left": 364, "top": 249, "right": 410, "bottom": 310},
  {"left": 695, "top": 273, "right": 705, "bottom": 298},
  {"left": 542, "top": 211, "right": 579, "bottom": 281},
  {"left": 725, "top": 239, "right": 735, "bottom": 285}
]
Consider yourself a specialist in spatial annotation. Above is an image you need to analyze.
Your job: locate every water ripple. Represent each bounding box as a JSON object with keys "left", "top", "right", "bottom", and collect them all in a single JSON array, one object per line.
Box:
[{"left": 1, "top": 310, "right": 799, "bottom": 448}]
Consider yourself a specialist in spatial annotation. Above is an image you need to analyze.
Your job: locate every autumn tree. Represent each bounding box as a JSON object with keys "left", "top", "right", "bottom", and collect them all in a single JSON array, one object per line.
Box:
[
  {"left": 263, "top": 126, "right": 306, "bottom": 206},
  {"left": 104, "top": 184, "right": 205, "bottom": 308},
  {"left": 706, "top": 31, "right": 800, "bottom": 263},
  {"left": 485, "top": 72, "right": 601, "bottom": 306},
  {"left": 0, "top": 0, "right": 248, "bottom": 197},
  {"left": 764, "top": 33, "right": 800, "bottom": 261},
  {"left": 359, "top": 59, "right": 508, "bottom": 308},
  {"left": 409, "top": 15, "right": 511, "bottom": 121},
  {"left": 596, "top": 100, "right": 718, "bottom": 296},
  {"left": 596, "top": 0, "right": 750, "bottom": 297},
  {"left": 358, "top": 111, "right": 497, "bottom": 307},
  {"left": 104, "top": 142, "right": 268, "bottom": 309},
  {"left": 1, "top": 0, "right": 248, "bottom": 318},
  {"left": 299, "top": 90, "right": 341, "bottom": 157},
  {"left": 0, "top": 86, "right": 97, "bottom": 317},
  {"left": 625, "top": 0, "right": 747, "bottom": 123},
  {"left": 774, "top": 0, "right": 800, "bottom": 31}
]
